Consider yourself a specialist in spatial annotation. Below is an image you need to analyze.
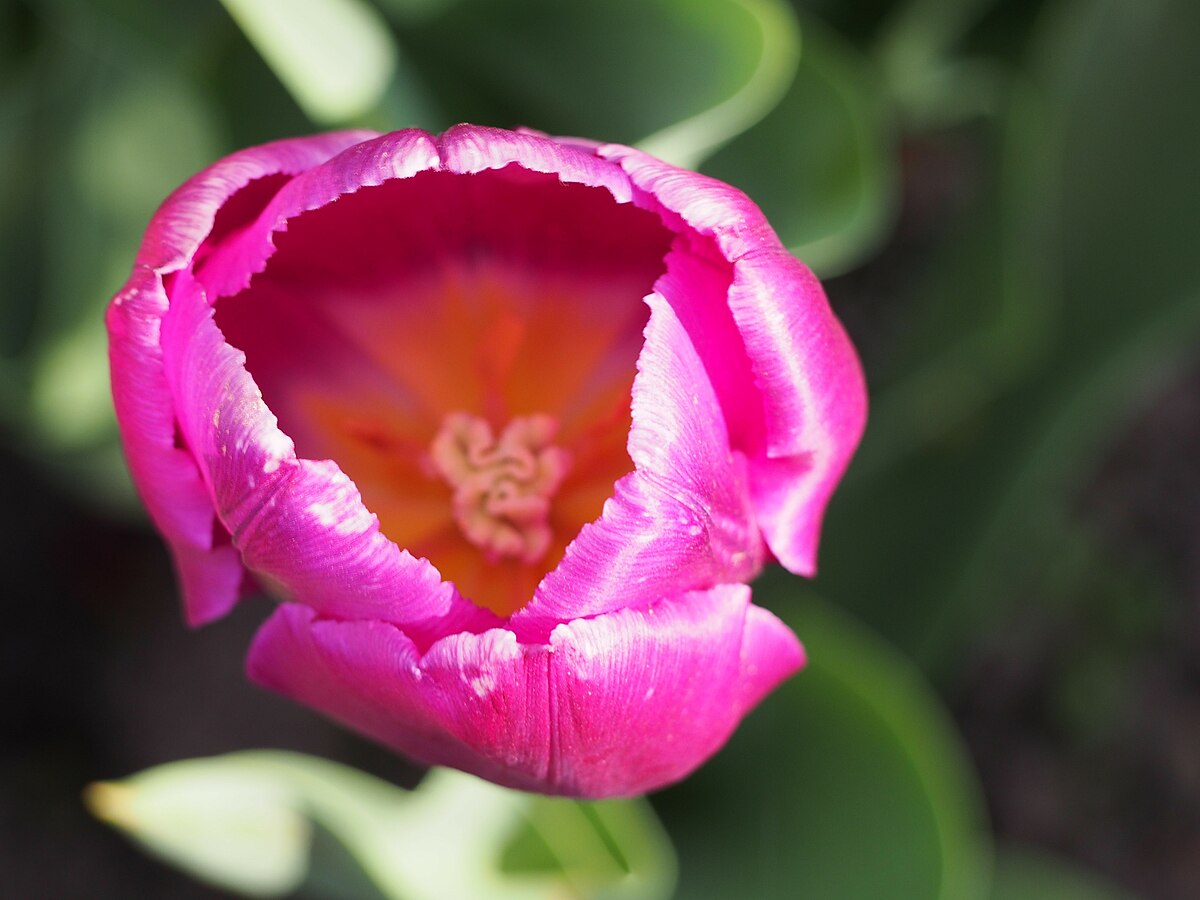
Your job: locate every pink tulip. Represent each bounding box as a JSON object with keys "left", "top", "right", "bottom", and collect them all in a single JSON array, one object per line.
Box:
[{"left": 108, "top": 126, "right": 866, "bottom": 797}]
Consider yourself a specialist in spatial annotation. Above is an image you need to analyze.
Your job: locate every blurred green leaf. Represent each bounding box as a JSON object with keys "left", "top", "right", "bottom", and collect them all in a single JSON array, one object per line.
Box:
[
  {"left": 0, "top": 3, "right": 224, "bottom": 513},
  {"left": 919, "top": 0, "right": 1200, "bottom": 668},
  {"left": 218, "top": 0, "right": 397, "bottom": 124},
  {"left": 88, "top": 752, "right": 675, "bottom": 900},
  {"left": 395, "top": 0, "right": 800, "bottom": 165},
  {"left": 655, "top": 590, "right": 991, "bottom": 900},
  {"left": 86, "top": 763, "right": 311, "bottom": 897},
  {"left": 875, "top": 0, "right": 1005, "bottom": 123},
  {"left": 815, "top": 0, "right": 1200, "bottom": 674},
  {"left": 989, "top": 846, "right": 1137, "bottom": 900},
  {"left": 0, "top": 43, "right": 38, "bottom": 369},
  {"left": 30, "top": 321, "right": 114, "bottom": 449},
  {"left": 374, "top": 0, "right": 459, "bottom": 23},
  {"left": 703, "top": 15, "right": 898, "bottom": 275},
  {"left": 636, "top": 0, "right": 801, "bottom": 169},
  {"left": 30, "top": 73, "right": 222, "bottom": 466}
]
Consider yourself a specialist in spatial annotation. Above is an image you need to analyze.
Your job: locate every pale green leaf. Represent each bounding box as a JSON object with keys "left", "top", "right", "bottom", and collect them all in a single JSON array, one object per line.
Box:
[
  {"left": 702, "top": 15, "right": 897, "bottom": 275},
  {"left": 86, "top": 764, "right": 311, "bottom": 898},
  {"left": 636, "top": 0, "right": 801, "bottom": 169},
  {"left": 219, "top": 0, "right": 398, "bottom": 124},
  {"left": 88, "top": 752, "right": 675, "bottom": 900}
]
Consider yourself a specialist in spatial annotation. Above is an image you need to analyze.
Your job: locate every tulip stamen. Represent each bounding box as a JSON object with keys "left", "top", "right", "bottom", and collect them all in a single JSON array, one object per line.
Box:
[{"left": 429, "top": 412, "right": 570, "bottom": 564}]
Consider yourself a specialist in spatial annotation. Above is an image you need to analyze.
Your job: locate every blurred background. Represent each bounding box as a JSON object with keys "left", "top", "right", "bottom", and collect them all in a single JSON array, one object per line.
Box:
[{"left": 2, "top": 0, "right": 1198, "bottom": 897}]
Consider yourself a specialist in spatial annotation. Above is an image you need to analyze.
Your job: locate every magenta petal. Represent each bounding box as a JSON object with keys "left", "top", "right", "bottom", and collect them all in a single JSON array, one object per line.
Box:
[
  {"left": 158, "top": 268, "right": 494, "bottom": 641},
  {"left": 108, "top": 270, "right": 244, "bottom": 625},
  {"left": 110, "top": 126, "right": 862, "bottom": 797},
  {"left": 234, "top": 458, "right": 501, "bottom": 646},
  {"left": 517, "top": 289, "right": 764, "bottom": 634},
  {"left": 247, "top": 584, "right": 802, "bottom": 798},
  {"left": 200, "top": 130, "right": 441, "bottom": 300},
  {"left": 600, "top": 145, "right": 868, "bottom": 574},
  {"left": 160, "top": 271, "right": 295, "bottom": 517},
  {"left": 732, "top": 249, "right": 868, "bottom": 572},
  {"left": 138, "top": 131, "right": 376, "bottom": 275},
  {"left": 440, "top": 124, "right": 635, "bottom": 199},
  {"left": 110, "top": 131, "right": 376, "bottom": 625}
]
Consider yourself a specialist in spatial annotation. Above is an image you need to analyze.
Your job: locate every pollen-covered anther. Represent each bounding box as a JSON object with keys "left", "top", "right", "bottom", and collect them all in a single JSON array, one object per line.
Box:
[{"left": 429, "top": 412, "right": 570, "bottom": 563}]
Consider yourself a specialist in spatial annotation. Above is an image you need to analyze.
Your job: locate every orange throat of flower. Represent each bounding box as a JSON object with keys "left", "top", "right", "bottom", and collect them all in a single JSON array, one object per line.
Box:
[{"left": 280, "top": 269, "right": 643, "bottom": 617}]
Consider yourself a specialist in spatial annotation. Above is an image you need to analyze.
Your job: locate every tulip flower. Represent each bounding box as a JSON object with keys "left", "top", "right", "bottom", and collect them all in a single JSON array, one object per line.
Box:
[{"left": 107, "top": 126, "right": 866, "bottom": 797}]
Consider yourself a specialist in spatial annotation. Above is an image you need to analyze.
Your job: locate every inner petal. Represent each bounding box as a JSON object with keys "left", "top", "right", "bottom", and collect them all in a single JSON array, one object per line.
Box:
[{"left": 215, "top": 166, "right": 673, "bottom": 616}]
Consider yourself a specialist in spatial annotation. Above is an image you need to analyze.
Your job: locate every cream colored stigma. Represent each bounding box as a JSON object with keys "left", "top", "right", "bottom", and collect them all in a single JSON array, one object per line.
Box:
[{"left": 429, "top": 412, "right": 570, "bottom": 563}]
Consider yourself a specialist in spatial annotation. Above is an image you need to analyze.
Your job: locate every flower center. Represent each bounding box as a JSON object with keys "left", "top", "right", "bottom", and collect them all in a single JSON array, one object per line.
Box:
[
  {"left": 216, "top": 168, "right": 675, "bottom": 616},
  {"left": 428, "top": 412, "right": 570, "bottom": 564}
]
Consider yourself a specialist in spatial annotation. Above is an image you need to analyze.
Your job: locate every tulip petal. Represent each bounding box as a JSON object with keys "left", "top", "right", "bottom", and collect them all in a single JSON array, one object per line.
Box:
[
  {"left": 203, "top": 126, "right": 650, "bottom": 306},
  {"left": 200, "top": 129, "right": 442, "bottom": 300},
  {"left": 110, "top": 131, "right": 375, "bottom": 625},
  {"left": 107, "top": 270, "right": 245, "bottom": 625},
  {"left": 235, "top": 458, "right": 502, "bottom": 647},
  {"left": 139, "top": 131, "right": 376, "bottom": 276},
  {"left": 517, "top": 287, "right": 763, "bottom": 634},
  {"left": 599, "top": 145, "right": 868, "bottom": 574},
  {"left": 735, "top": 248, "right": 868, "bottom": 574},
  {"left": 110, "top": 126, "right": 859, "bottom": 799},
  {"left": 247, "top": 584, "right": 802, "bottom": 798},
  {"left": 439, "top": 124, "right": 636, "bottom": 201},
  {"left": 159, "top": 267, "right": 496, "bottom": 641}
]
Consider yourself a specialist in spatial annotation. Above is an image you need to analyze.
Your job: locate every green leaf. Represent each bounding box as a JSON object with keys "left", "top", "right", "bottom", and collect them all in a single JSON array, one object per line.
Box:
[
  {"left": 0, "top": 5, "right": 223, "bottom": 513},
  {"left": 814, "top": 0, "right": 1200, "bottom": 674},
  {"left": 28, "top": 73, "right": 220, "bottom": 450},
  {"left": 702, "top": 15, "right": 898, "bottom": 275},
  {"left": 636, "top": 0, "right": 802, "bottom": 169},
  {"left": 86, "top": 764, "right": 311, "bottom": 897},
  {"left": 654, "top": 591, "right": 991, "bottom": 900},
  {"left": 875, "top": 0, "right": 1006, "bottom": 124},
  {"left": 989, "top": 846, "right": 1137, "bottom": 900},
  {"left": 218, "top": 0, "right": 398, "bottom": 124},
  {"left": 88, "top": 752, "right": 675, "bottom": 900},
  {"left": 395, "top": 0, "right": 800, "bottom": 166}
]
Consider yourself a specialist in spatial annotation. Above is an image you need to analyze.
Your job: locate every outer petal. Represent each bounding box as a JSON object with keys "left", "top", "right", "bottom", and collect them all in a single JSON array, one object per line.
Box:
[
  {"left": 598, "top": 145, "right": 868, "bottom": 575},
  {"left": 515, "top": 288, "right": 764, "bottom": 637},
  {"left": 202, "top": 125, "right": 639, "bottom": 304},
  {"left": 139, "top": 130, "right": 492, "bottom": 637},
  {"left": 439, "top": 124, "right": 636, "bottom": 200},
  {"left": 158, "top": 267, "right": 497, "bottom": 641},
  {"left": 137, "top": 131, "right": 378, "bottom": 274},
  {"left": 199, "top": 129, "right": 441, "bottom": 300},
  {"left": 108, "top": 270, "right": 245, "bottom": 625},
  {"left": 247, "top": 585, "right": 802, "bottom": 798},
  {"left": 108, "top": 131, "right": 373, "bottom": 624}
]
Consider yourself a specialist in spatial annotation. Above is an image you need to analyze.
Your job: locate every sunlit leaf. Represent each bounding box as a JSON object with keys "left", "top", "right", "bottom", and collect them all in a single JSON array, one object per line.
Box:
[
  {"left": 30, "top": 322, "right": 114, "bottom": 449},
  {"left": 219, "top": 0, "right": 398, "bottom": 124},
  {"left": 86, "top": 764, "right": 311, "bottom": 898},
  {"left": 393, "top": 0, "right": 800, "bottom": 166},
  {"left": 636, "top": 0, "right": 801, "bottom": 169},
  {"left": 654, "top": 590, "right": 991, "bottom": 899},
  {"left": 88, "top": 752, "right": 675, "bottom": 900}
]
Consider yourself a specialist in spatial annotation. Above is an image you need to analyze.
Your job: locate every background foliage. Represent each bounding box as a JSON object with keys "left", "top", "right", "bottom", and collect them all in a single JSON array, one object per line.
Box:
[{"left": 2, "top": 0, "right": 1198, "bottom": 897}]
